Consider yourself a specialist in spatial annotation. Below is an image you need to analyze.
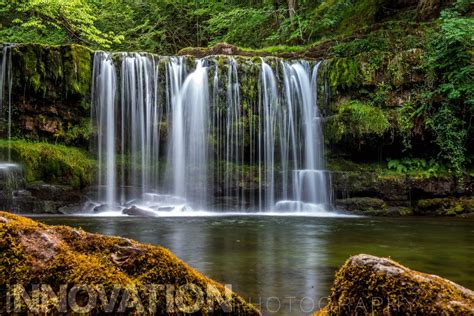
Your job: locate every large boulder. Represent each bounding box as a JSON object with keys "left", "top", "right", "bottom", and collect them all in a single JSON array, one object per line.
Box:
[
  {"left": 0, "top": 212, "right": 260, "bottom": 314},
  {"left": 318, "top": 254, "right": 474, "bottom": 315}
]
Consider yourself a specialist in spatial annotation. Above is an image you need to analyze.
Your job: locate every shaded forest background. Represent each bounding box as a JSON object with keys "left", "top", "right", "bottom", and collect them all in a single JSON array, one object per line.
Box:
[{"left": 0, "top": 0, "right": 468, "bottom": 53}]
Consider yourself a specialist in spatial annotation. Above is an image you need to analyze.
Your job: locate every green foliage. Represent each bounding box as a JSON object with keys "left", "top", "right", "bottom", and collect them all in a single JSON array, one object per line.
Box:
[
  {"left": 327, "top": 99, "right": 389, "bottom": 142},
  {"left": 0, "top": 140, "right": 94, "bottom": 188},
  {"left": 329, "top": 36, "right": 390, "bottom": 57},
  {"left": 387, "top": 158, "right": 445, "bottom": 178},
  {"left": 53, "top": 118, "right": 92, "bottom": 146},
  {"left": 0, "top": 0, "right": 398, "bottom": 53},
  {"left": 420, "top": 0, "right": 473, "bottom": 177},
  {"left": 0, "top": 0, "right": 123, "bottom": 48},
  {"left": 327, "top": 58, "right": 360, "bottom": 89},
  {"left": 207, "top": 8, "right": 273, "bottom": 48}
]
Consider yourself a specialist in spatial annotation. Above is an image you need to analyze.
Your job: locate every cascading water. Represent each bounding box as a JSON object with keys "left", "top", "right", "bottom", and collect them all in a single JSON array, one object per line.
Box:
[
  {"left": 168, "top": 59, "right": 209, "bottom": 206},
  {"left": 0, "top": 44, "right": 25, "bottom": 209},
  {"left": 0, "top": 163, "right": 23, "bottom": 200},
  {"left": 91, "top": 52, "right": 331, "bottom": 215},
  {"left": 274, "top": 61, "right": 331, "bottom": 212},
  {"left": 92, "top": 52, "right": 117, "bottom": 210},
  {"left": 0, "top": 44, "right": 14, "bottom": 160}
]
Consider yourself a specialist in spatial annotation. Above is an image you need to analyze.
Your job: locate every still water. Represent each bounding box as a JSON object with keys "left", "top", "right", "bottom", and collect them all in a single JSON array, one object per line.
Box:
[{"left": 33, "top": 215, "right": 474, "bottom": 315}]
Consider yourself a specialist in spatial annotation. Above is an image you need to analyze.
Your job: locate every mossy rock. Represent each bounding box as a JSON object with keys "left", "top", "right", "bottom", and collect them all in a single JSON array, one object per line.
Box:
[
  {"left": 11, "top": 43, "right": 93, "bottom": 99},
  {"left": 416, "top": 198, "right": 474, "bottom": 216},
  {"left": 0, "top": 140, "right": 94, "bottom": 189},
  {"left": 316, "top": 254, "right": 474, "bottom": 315},
  {"left": 336, "top": 197, "right": 386, "bottom": 213},
  {"left": 0, "top": 212, "right": 260, "bottom": 314}
]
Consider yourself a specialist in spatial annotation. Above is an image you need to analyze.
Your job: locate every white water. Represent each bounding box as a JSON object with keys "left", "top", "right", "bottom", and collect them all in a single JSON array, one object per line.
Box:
[
  {"left": 92, "top": 52, "right": 117, "bottom": 209},
  {"left": 91, "top": 54, "right": 332, "bottom": 215},
  {"left": 0, "top": 44, "right": 14, "bottom": 161},
  {"left": 169, "top": 60, "right": 209, "bottom": 206},
  {"left": 0, "top": 163, "right": 23, "bottom": 191}
]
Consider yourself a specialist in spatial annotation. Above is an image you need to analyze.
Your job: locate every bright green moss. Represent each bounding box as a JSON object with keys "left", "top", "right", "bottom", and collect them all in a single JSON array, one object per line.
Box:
[
  {"left": 325, "top": 99, "right": 390, "bottom": 142},
  {"left": 12, "top": 43, "right": 92, "bottom": 100},
  {"left": 62, "top": 44, "right": 93, "bottom": 98},
  {"left": 326, "top": 58, "right": 360, "bottom": 90},
  {"left": 0, "top": 140, "right": 94, "bottom": 188}
]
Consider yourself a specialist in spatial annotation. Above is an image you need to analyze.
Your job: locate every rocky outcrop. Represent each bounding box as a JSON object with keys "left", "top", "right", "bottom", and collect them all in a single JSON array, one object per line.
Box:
[
  {"left": 332, "top": 170, "right": 473, "bottom": 216},
  {"left": 3, "top": 182, "right": 89, "bottom": 214},
  {"left": 416, "top": 0, "right": 441, "bottom": 20},
  {"left": 3, "top": 44, "right": 93, "bottom": 147},
  {"left": 317, "top": 254, "right": 474, "bottom": 315},
  {"left": 0, "top": 212, "right": 260, "bottom": 314}
]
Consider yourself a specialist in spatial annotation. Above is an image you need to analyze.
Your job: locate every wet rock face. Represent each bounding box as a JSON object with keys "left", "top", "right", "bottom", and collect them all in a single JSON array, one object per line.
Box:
[
  {"left": 417, "top": 0, "right": 441, "bottom": 20},
  {"left": 3, "top": 183, "right": 88, "bottom": 214},
  {"left": 319, "top": 254, "right": 474, "bottom": 315},
  {"left": 332, "top": 171, "right": 473, "bottom": 216},
  {"left": 0, "top": 212, "right": 260, "bottom": 315},
  {"left": 4, "top": 44, "right": 93, "bottom": 147}
]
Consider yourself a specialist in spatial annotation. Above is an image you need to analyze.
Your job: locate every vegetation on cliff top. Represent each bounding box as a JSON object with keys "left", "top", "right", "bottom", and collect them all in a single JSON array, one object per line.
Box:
[
  {"left": 0, "top": 0, "right": 458, "bottom": 54},
  {"left": 0, "top": 212, "right": 259, "bottom": 314}
]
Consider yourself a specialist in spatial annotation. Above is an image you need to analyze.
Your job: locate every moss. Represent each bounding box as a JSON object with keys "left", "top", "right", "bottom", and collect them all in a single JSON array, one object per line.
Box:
[
  {"left": 416, "top": 198, "right": 474, "bottom": 216},
  {"left": 326, "top": 57, "right": 360, "bottom": 90},
  {"left": 337, "top": 197, "right": 386, "bottom": 212},
  {"left": 0, "top": 213, "right": 260, "bottom": 314},
  {"left": 387, "top": 48, "right": 425, "bottom": 87},
  {"left": 0, "top": 140, "right": 94, "bottom": 189},
  {"left": 317, "top": 254, "right": 474, "bottom": 315},
  {"left": 12, "top": 43, "right": 92, "bottom": 101},
  {"left": 325, "top": 99, "right": 390, "bottom": 143},
  {"left": 53, "top": 118, "right": 92, "bottom": 146},
  {"left": 62, "top": 44, "right": 93, "bottom": 100}
]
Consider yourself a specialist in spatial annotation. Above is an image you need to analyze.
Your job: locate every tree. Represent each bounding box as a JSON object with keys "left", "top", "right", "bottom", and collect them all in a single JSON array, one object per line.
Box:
[{"left": 1, "top": 0, "right": 122, "bottom": 48}]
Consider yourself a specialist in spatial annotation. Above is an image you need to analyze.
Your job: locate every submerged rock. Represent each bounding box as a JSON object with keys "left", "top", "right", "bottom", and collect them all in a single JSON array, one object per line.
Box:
[
  {"left": 317, "top": 254, "right": 474, "bottom": 315},
  {"left": 122, "top": 205, "right": 158, "bottom": 217},
  {"left": 0, "top": 212, "right": 259, "bottom": 314},
  {"left": 92, "top": 204, "right": 121, "bottom": 213}
]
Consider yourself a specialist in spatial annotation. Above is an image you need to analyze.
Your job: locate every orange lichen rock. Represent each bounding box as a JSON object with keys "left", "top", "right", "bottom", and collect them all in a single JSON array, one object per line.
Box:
[
  {"left": 316, "top": 254, "right": 474, "bottom": 315},
  {"left": 0, "top": 212, "right": 260, "bottom": 315}
]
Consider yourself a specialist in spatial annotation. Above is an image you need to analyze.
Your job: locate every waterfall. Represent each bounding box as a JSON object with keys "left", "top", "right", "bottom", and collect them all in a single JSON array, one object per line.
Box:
[
  {"left": 260, "top": 61, "right": 279, "bottom": 210},
  {"left": 0, "top": 44, "right": 14, "bottom": 160},
  {"left": 168, "top": 59, "right": 209, "bottom": 206},
  {"left": 274, "top": 61, "right": 331, "bottom": 212},
  {"left": 262, "top": 60, "right": 331, "bottom": 212},
  {"left": 91, "top": 53, "right": 331, "bottom": 214},
  {"left": 91, "top": 52, "right": 117, "bottom": 210}
]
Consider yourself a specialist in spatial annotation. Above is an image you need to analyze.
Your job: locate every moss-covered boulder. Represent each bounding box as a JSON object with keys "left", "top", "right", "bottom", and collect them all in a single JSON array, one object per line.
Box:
[
  {"left": 317, "top": 254, "right": 474, "bottom": 315},
  {"left": 0, "top": 212, "right": 260, "bottom": 314}
]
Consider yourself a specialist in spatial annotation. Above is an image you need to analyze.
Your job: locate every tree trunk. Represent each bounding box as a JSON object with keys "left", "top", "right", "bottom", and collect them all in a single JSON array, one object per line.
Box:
[{"left": 288, "top": 0, "right": 297, "bottom": 19}]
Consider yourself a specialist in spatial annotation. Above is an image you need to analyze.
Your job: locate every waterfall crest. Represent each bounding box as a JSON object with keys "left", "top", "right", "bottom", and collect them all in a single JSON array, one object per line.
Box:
[{"left": 91, "top": 53, "right": 331, "bottom": 214}]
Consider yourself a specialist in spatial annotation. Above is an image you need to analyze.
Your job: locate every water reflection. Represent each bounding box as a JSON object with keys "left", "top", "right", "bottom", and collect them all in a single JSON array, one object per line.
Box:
[{"left": 34, "top": 216, "right": 474, "bottom": 315}]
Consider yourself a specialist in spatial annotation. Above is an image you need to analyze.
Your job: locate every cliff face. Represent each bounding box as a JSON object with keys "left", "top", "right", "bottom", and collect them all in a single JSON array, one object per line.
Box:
[
  {"left": 1, "top": 33, "right": 472, "bottom": 215},
  {"left": 4, "top": 44, "right": 92, "bottom": 147}
]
